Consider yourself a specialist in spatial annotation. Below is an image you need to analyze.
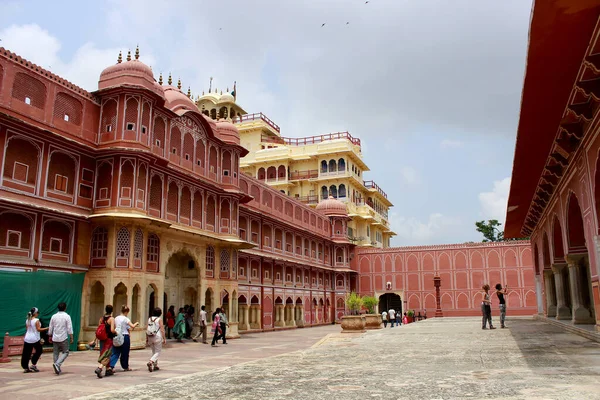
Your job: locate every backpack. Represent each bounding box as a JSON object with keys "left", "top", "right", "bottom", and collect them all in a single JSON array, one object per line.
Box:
[
  {"left": 95, "top": 317, "right": 109, "bottom": 341},
  {"left": 146, "top": 317, "right": 160, "bottom": 336}
]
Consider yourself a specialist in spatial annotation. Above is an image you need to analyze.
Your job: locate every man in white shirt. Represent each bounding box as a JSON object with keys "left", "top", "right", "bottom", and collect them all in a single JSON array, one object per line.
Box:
[
  {"left": 193, "top": 305, "right": 208, "bottom": 344},
  {"left": 381, "top": 310, "right": 388, "bottom": 328},
  {"left": 48, "top": 302, "right": 73, "bottom": 375},
  {"left": 388, "top": 309, "right": 396, "bottom": 328}
]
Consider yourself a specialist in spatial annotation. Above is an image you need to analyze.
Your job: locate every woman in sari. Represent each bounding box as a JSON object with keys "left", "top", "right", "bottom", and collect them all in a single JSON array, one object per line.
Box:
[
  {"left": 95, "top": 304, "right": 116, "bottom": 378},
  {"left": 173, "top": 307, "right": 186, "bottom": 342}
]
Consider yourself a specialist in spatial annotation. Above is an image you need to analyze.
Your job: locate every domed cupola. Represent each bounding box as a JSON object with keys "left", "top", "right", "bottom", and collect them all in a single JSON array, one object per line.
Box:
[
  {"left": 315, "top": 196, "right": 348, "bottom": 217},
  {"left": 163, "top": 76, "right": 198, "bottom": 114},
  {"left": 98, "top": 47, "right": 164, "bottom": 99}
]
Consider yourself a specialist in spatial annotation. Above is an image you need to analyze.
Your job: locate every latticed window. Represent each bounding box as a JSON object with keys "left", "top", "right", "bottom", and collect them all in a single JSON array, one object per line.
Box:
[
  {"left": 116, "top": 227, "right": 130, "bottom": 258},
  {"left": 220, "top": 249, "right": 230, "bottom": 272},
  {"left": 12, "top": 72, "right": 46, "bottom": 109},
  {"left": 147, "top": 234, "right": 159, "bottom": 262},
  {"left": 53, "top": 92, "right": 83, "bottom": 125},
  {"left": 149, "top": 175, "right": 162, "bottom": 210},
  {"left": 134, "top": 229, "right": 143, "bottom": 260},
  {"left": 232, "top": 250, "right": 238, "bottom": 277},
  {"left": 91, "top": 227, "right": 108, "bottom": 258},
  {"left": 206, "top": 246, "right": 214, "bottom": 271}
]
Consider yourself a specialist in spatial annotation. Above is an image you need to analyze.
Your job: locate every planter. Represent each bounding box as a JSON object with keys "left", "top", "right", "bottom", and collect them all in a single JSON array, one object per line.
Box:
[
  {"left": 341, "top": 315, "right": 366, "bottom": 333},
  {"left": 364, "top": 314, "right": 383, "bottom": 329}
]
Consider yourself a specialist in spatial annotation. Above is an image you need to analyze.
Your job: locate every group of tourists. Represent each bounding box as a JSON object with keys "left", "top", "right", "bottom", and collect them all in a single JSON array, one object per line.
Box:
[
  {"left": 481, "top": 283, "right": 508, "bottom": 329},
  {"left": 19, "top": 301, "right": 231, "bottom": 378}
]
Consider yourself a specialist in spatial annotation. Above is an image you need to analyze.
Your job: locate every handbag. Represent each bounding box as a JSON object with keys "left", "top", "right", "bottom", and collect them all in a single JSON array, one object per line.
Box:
[{"left": 113, "top": 323, "right": 124, "bottom": 347}]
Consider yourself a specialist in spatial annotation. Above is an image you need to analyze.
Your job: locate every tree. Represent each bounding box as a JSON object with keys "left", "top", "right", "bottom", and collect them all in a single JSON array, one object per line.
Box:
[{"left": 475, "top": 220, "right": 504, "bottom": 242}]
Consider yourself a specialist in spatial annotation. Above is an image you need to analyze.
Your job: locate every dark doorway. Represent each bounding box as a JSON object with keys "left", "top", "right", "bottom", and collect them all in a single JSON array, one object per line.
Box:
[{"left": 378, "top": 293, "right": 402, "bottom": 315}]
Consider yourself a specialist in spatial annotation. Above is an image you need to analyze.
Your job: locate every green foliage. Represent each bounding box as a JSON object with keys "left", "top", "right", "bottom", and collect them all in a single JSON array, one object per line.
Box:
[
  {"left": 345, "top": 292, "right": 363, "bottom": 314},
  {"left": 407, "top": 310, "right": 414, "bottom": 317},
  {"left": 362, "top": 296, "right": 378, "bottom": 314},
  {"left": 475, "top": 219, "right": 504, "bottom": 242}
]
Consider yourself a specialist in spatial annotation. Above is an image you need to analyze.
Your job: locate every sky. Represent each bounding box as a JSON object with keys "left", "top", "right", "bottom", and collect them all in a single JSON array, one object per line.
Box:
[{"left": 0, "top": 0, "right": 533, "bottom": 246}]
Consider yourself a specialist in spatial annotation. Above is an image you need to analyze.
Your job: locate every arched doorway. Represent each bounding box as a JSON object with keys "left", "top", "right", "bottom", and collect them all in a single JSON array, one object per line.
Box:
[
  {"left": 378, "top": 293, "right": 402, "bottom": 316},
  {"left": 165, "top": 251, "right": 199, "bottom": 312}
]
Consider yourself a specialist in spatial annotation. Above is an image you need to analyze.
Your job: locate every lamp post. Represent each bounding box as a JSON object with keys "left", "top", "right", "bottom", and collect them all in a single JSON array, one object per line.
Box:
[{"left": 433, "top": 276, "right": 443, "bottom": 317}]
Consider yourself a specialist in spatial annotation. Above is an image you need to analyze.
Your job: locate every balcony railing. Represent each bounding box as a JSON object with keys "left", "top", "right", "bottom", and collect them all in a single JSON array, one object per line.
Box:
[
  {"left": 237, "top": 112, "right": 281, "bottom": 133},
  {"left": 289, "top": 170, "right": 318, "bottom": 180},
  {"left": 363, "top": 180, "right": 388, "bottom": 199},
  {"left": 297, "top": 195, "right": 319, "bottom": 205},
  {"left": 262, "top": 131, "right": 361, "bottom": 147}
]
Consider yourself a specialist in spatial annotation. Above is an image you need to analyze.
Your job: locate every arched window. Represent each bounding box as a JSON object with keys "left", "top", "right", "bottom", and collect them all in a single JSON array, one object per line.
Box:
[
  {"left": 133, "top": 229, "right": 143, "bottom": 269},
  {"left": 329, "top": 185, "right": 338, "bottom": 198},
  {"left": 220, "top": 248, "right": 230, "bottom": 273},
  {"left": 90, "top": 227, "right": 108, "bottom": 267},
  {"left": 12, "top": 72, "right": 46, "bottom": 109},
  {"left": 321, "top": 186, "right": 328, "bottom": 200},
  {"left": 116, "top": 227, "right": 130, "bottom": 268},
  {"left": 3, "top": 137, "right": 40, "bottom": 192},
  {"left": 147, "top": 233, "right": 159, "bottom": 272},
  {"left": 206, "top": 246, "right": 215, "bottom": 276},
  {"left": 321, "top": 160, "right": 328, "bottom": 173},
  {"left": 257, "top": 168, "right": 266, "bottom": 180},
  {"left": 149, "top": 175, "right": 162, "bottom": 217},
  {"left": 153, "top": 117, "right": 166, "bottom": 151},
  {"left": 328, "top": 159, "right": 337, "bottom": 172},
  {"left": 53, "top": 92, "right": 83, "bottom": 126},
  {"left": 338, "top": 158, "right": 346, "bottom": 171},
  {"left": 338, "top": 184, "right": 346, "bottom": 198}
]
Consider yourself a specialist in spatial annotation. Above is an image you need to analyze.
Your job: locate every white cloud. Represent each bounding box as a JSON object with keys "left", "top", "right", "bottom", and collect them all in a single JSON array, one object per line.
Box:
[
  {"left": 389, "top": 212, "right": 463, "bottom": 246},
  {"left": 0, "top": 24, "right": 153, "bottom": 92},
  {"left": 440, "top": 139, "right": 464, "bottom": 149},
  {"left": 478, "top": 177, "right": 511, "bottom": 223},
  {"left": 400, "top": 166, "right": 419, "bottom": 184}
]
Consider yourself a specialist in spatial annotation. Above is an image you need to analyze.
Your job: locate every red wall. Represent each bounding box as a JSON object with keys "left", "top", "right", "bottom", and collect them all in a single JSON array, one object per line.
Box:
[{"left": 355, "top": 241, "right": 536, "bottom": 317}]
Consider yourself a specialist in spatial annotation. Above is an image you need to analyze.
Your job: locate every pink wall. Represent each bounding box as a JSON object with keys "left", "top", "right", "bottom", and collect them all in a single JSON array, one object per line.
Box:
[{"left": 355, "top": 241, "right": 536, "bottom": 316}]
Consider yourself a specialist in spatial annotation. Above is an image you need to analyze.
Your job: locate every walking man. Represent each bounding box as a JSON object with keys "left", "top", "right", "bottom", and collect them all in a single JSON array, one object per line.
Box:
[
  {"left": 381, "top": 310, "right": 388, "bottom": 328},
  {"left": 388, "top": 309, "right": 396, "bottom": 327},
  {"left": 48, "top": 302, "right": 73, "bottom": 375},
  {"left": 193, "top": 305, "right": 208, "bottom": 344},
  {"left": 218, "top": 308, "right": 229, "bottom": 344}
]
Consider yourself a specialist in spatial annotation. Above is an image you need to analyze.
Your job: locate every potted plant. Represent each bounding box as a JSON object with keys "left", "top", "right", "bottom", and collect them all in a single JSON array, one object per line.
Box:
[
  {"left": 361, "top": 296, "right": 382, "bottom": 329},
  {"left": 341, "top": 292, "right": 366, "bottom": 332},
  {"left": 407, "top": 309, "right": 414, "bottom": 324}
]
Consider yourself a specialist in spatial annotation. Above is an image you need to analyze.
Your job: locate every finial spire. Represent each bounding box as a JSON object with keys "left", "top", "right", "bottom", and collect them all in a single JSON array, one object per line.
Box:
[
  {"left": 209, "top": 77, "right": 213, "bottom": 93},
  {"left": 135, "top": 45, "right": 139, "bottom": 60},
  {"left": 187, "top": 87, "right": 191, "bottom": 97},
  {"left": 126, "top": 50, "right": 131, "bottom": 61},
  {"left": 233, "top": 80, "right": 237, "bottom": 100},
  {"left": 117, "top": 51, "right": 122, "bottom": 64},
  {"left": 158, "top": 73, "right": 163, "bottom": 85},
  {"left": 168, "top": 73, "right": 172, "bottom": 85},
  {"left": 226, "top": 86, "right": 229, "bottom": 92},
  {"left": 220, "top": 90, "right": 223, "bottom": 95},
  {"left": 202, "top": 90, "right": 205, "bottom": 95},
  {"left": 177, "top": 78, "right": 182, "bottom": 90}
]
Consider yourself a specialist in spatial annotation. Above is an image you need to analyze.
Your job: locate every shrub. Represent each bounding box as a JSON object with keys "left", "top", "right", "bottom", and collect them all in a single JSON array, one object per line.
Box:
[
  {"left": 345, "top": 292, "right": 363, "bottom": 315},
  {"left": 362, "top": 296, "right": 378, "bottom": 314},
  {"left": 407, "top": 310, "right": 414, "bottom": 317}
]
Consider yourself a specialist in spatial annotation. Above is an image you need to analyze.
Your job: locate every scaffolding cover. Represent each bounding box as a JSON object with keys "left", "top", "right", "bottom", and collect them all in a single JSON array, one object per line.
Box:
[{"left": 0, "top": 270, "right": 85, "bottom": 351}]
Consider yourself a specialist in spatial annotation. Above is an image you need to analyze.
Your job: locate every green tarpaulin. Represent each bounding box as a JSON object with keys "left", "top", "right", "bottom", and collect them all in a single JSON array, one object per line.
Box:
[{"left": 0, "top": 269, "right": 85, "bottom": 351}]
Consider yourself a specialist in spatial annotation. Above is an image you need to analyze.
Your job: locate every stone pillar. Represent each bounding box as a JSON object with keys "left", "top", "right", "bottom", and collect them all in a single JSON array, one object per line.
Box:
[
  {"left": 543, "top": 270, "right": 557, "bottom": 318},
  {"left": 552, "top": 263, "right": 571, "bottom": 320},
  {"left": 275, "top": 305, "right": 284, "bottom": 327},
  {"left": 250, "top": 305, "right": 261, "bottom": 329},
  {"left": 296, "top": 306, "right": 305, "bottom": 327},
  {"left": 287, "top": 305, "right": 296, "bottom": 326},
  {"left": 535, "top": 274, "right": 544, "bottom": 315},
  {"left": 566, "top": 255, "right": 595, "bottom": 324},
  {"left": 243, "top": 305, "right": 250, "bottom": 330}
]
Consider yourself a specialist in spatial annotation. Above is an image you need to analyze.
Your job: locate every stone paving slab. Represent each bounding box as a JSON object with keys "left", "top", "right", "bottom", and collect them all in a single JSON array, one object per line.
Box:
[
  {"left": 0, "top": 325, "right": 342, "bottom": 400},
  {"left": 76, "top": 317, "right": 600, "bottom": 400}
]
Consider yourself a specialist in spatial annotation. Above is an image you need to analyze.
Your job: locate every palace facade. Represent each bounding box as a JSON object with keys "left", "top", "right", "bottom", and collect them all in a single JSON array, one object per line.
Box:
[
  {"left": 0, "top": 44, "right": 535, "bottom": 350},
  {"left": 506, "top": 0, "right": 600, "bottom": 332}
]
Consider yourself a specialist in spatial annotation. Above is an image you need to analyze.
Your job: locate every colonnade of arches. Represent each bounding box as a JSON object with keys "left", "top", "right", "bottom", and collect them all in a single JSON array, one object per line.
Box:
[
  {"left": 321, "top": 184, "right": 347, "bottom": 200},
  {"left": 535, "top": 192, "right": 595, "bottom": 324}
]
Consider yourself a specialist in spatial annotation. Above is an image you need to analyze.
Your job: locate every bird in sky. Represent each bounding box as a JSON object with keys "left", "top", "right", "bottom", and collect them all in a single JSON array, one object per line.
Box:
[
  {"left": 365, "top": 1, "right": 370, "bottom": 3},
  {"left": 346, "top": 22, "right": 350, "bottom": 25},
  {"left": 321, "top": 23, "right": 326, "bottom": 27}
]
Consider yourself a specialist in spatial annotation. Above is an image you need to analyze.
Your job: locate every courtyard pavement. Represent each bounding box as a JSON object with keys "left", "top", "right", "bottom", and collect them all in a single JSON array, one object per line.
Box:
[{"left": 2, "top": 318, "right": 600, "bottom": 399}]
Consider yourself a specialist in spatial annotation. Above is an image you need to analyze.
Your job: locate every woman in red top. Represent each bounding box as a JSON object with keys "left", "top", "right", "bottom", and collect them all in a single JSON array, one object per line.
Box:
[{"left": 166, "top": 305, "right": 175, "bottom": 339}]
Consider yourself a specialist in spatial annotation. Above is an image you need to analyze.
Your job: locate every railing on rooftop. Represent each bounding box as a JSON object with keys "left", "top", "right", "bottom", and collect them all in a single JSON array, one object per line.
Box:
[
  {"left": 238, "top": 112, "right": 281, "bottom": 133},
  {"left": 262, "top": 131, "right": 361, "bottom": 147},
  {"left": 289, "top": 170, "right": 319, "bottom": 180},
  {"left": 297, "top": 195, "right": 319, "bottom": 205},
  {"left": 363, "top": 180, "right": 388, "bottom": 199}
]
